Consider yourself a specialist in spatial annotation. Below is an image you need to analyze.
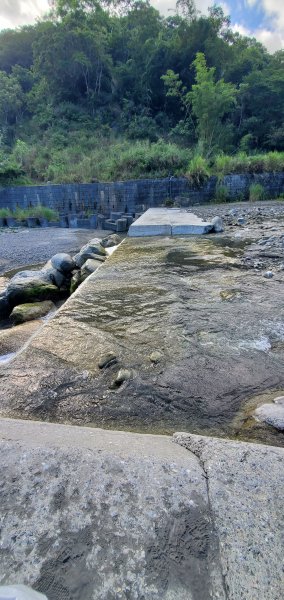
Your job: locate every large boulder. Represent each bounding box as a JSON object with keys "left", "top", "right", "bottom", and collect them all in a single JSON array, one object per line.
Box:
[
  {"left": 42, "top": 261, "right": 70, "bottom": 289},
  {"left": 211, "top": 216, "right": 224, "bottom": 233},
  {"left": 74, "top": 242, "right": 106, "bottom": 268},
  {"left": 6, "top": 271, "right": 62, "bottom": 307},
  {"left": 50, "top": 253, "right": 75, "bottom": 273},
  {"left": 81, "top": 259, "right": 101, "bottom": 279},
  {"left": 101, "top": 234, "right": 122, "bottom": 248},
  {"left": 10, "top": 301, "right": 56, "bottom": 325}
]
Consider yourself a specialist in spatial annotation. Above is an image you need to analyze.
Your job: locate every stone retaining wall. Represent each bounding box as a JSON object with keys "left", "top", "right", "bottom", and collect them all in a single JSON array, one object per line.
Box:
[{"left": 0, "top": 172, "right": 283, "bottom": 216}]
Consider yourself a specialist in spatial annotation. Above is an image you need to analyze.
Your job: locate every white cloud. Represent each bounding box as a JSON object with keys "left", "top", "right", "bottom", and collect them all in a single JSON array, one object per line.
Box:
[
  {"left": 0, "top": 0, "right": 50, "bottom": 30},
  {"left": 232, "top": 22, "right": 284, "bottom": 53}
]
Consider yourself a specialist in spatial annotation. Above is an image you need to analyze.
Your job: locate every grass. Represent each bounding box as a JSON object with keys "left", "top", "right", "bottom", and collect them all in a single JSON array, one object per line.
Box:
[
  {"left": 213, "top": 151, "right": 284, "bottom": 176},
  {"left": 6, "top": 205, "right": 59, "bottom": 222},
  {"left": 0, "top": 208, "right": 12, "bottom": 218},
  {"left": 186, "top": 154, "right": 210, "bottom": 186},
  {"left": 249, "top": 183, "right": 265, "bottom": 202}
]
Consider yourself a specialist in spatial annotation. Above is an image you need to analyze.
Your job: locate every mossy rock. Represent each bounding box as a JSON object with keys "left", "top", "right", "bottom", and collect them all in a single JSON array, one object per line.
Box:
[
  {"left": 10, "top": 301, "right": 56, "bottom": 325},
  {"left": 7, "top": 271, "right": 65, "bottom": 306}
]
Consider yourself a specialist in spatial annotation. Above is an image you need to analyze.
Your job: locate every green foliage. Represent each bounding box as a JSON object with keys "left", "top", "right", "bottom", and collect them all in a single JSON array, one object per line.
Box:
[
  {"left": 186, "top": 53, "right": 237, "bottom": 156},
  {"left": 0, "top": 208, "right": 12, "bottom": 218},
  {"left": 186, "top": 154, "right": 210, "bottom": 186},
  {"left": 214, "top": 184, "right": 229, "bottom": 203},
  {"left": 249, "top": 183, "right": 265, "bottom": 202},
  {"left": 12, "top": 206, "right": 59, "bottom": 221},
  {"left": 0, "top": 1, "right": 282, "bottom": 184},
  {"left": 213, "top": 151, "right": 284, "bottom": 176}
]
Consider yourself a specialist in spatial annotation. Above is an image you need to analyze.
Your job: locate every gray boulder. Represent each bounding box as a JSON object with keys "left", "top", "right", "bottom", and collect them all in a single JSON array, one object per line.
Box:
[
  {"left": 81, "top": 259, "right": 101, "bottom": 278},
  {"left": 50, "top": 253, "right": 75, "bottom": 273},
  {"left": 211, "top": 216, "right": 224, "bottom": 233},
  {"left": 42, "top": 261, "right": 72, "bottom": 289},
  {"left": 6, "top": 271, "right": 62, "bottom": 307},
  {"left": 74, "top": 243, "right": 106, "bottom": 268},
  {"left": 101, "top": 234, "right": 122, "bottom": 248},
  {"left": 254, "top": 402, "right": 284, "bottom": 431}
]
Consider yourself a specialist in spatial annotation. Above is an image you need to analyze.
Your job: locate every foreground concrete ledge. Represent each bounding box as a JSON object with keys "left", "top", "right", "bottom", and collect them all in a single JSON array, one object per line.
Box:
[
  {"left": 128, "top": 208, "right": 213, "bottom": 236},
  {"left": 174, "top": 432, "right": 284, "bottom": 600},
  {"left": 0, "top": 419, "right": 283, "bottom": 599}
]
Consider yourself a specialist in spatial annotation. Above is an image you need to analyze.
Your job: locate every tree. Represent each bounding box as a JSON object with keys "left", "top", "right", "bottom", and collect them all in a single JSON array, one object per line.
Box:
[{"left": 162, "top": 52, "right": 237, "bottom": 155}]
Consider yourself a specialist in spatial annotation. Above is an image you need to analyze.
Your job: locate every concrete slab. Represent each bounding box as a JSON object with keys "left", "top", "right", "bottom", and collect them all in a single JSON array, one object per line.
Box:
[
  {"left": 174, "top": 432, "right": 284, "bottom": 600},
  {"left": 128, "top": 208, "right": 213, "bottom": 237},
  {"left": 0, "top": 419, "right": 283, "bottom": 600},
  {"left": 0, "top": 418, "right": 225, "bottom": 600}
]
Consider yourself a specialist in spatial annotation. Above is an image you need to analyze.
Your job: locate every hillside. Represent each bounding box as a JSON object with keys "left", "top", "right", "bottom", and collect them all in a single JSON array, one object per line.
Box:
[{"left": 0, "top": 0, "right": 283, "bottom": 185}]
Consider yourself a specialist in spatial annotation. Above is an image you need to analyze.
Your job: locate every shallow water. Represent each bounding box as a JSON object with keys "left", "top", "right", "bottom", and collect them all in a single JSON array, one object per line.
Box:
[{"left": 0, "top": 351, "right": 16, "bottom": 364}]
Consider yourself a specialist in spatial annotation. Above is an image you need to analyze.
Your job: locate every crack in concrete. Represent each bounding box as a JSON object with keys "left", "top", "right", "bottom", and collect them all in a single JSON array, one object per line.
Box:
[{"left": 173, "top": 435, "right": 229, "bottom": 600}]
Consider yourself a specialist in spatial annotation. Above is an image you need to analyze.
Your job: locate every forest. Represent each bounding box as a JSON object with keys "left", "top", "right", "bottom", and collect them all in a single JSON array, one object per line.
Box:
[{"left": 0, "top": 0, "right": 283, "bottom": 185}]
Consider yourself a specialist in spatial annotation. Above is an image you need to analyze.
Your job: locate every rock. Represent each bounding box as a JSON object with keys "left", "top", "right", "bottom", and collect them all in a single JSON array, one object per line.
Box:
[
  {"left": 6, "top": 271, "right": 62, "bottom": 307},
  {"left": 150, "top": 351, "right": 163, "bottom": 364},
  {"left": 81, "top": 259, "right": 102, "bottom": 278},
  {"left": 74, "top": 243, "right": 106, "bottom": 268},
  {"left": 211, "top": 216, "right": 224, "bottom": 233},
  {"left": 42, "top": 261, "right": 67, "bottom": 288},
  {"left": 115, "top": 368, "right": 131, "bottom": 384},
  {"left": 50, "top": 253, "right": 75, "bottom": 273},
  {"left": 70, "top": 271, "right": 83, "bottom": 293},
  {"left": 273, "top": 396, "right": 284, "bottom": 406},
  {"left": 254, "top": 403, "right": 284, "bottom": 431},
  {"left": 101, "top": 234, "right": 122, "bottom": 248},
  {"left": 98, "top": 351, "right": 117, "bottom": 369},
  {"left": 10, "top": 301, "right": 55, "bottom": 325},
  {"left": 263, "top": 271, "right": 274, "bottom": 278},
  {"left": 0, "top": 292, "right": 11, "bottom": 319},
  {"left": 237, "top": 217, "right": 245, "bottom": 225},
  {"left": 220, "top": 290, "right": 236, "bottom": 301}
]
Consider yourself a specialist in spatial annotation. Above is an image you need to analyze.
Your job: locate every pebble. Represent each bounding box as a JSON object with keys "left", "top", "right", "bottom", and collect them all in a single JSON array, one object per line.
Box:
[
  {"left": 98, "top": 352, "right": 117, "bottom": 369},
  {"left": 263, "top": 271, "right": 274, "bottom": 278},
  {"left": 150, "top": 351, "right": 163, "bottom": 364},
  {"left": 115, "top": 369, "right": 131, "bottom": 384}
]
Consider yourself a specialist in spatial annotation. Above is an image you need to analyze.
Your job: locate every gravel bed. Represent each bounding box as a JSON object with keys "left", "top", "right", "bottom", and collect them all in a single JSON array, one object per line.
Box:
[{"left": 0, "top": 227, "right": 112, "bottom": 275}]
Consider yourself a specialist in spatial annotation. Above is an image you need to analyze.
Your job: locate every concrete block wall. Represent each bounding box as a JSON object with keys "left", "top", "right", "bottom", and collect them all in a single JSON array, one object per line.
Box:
[{"left": 0, "top": 173, "right": 283, "bottom": 217}]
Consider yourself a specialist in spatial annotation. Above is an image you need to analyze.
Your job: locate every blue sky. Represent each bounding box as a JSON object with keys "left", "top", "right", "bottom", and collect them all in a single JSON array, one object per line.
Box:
[
  {"left": 229, "top": 0, "right": 267, "bottom": 31},
  {"left": 0, "top": 1, "right": 283, "bottom": 52}
]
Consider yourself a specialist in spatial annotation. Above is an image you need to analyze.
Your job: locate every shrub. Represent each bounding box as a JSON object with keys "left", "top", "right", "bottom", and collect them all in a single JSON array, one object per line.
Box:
[
  {"left": 214, "top": 184, "right": 229, "bottom": 203},
  {"left": 249, "top": 183, "right": 265, "bottom": 202},
  {"left": 186, "top": 154, "right": 210, "bottom": 186},
  {"left": 0, "top": 208, "right": 12, "bottom": 218},
  {"left": 28, "top": 205, "right": 59, "bottom": 221}
]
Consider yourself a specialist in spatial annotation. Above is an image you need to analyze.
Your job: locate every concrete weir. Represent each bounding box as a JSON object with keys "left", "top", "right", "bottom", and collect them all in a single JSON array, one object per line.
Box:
[
  {"left": 0, "top": 418, "right": 283, "bottom": 600},
  {"left": 1, "top": 231, "right": 284, "bottom": 598},
  {"left": 128, "top": 208, "right": 213, "bottom": 236}
]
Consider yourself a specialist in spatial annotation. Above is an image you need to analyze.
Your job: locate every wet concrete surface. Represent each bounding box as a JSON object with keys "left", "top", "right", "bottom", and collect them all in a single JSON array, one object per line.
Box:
[{"left": 1, "top": 221, "right": 284, "bottom": 445}]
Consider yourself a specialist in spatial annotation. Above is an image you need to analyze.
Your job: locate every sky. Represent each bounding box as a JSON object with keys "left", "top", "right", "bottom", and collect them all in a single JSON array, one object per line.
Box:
[{"left": 0, "top": 0, "right": 283, "bottom": 52}]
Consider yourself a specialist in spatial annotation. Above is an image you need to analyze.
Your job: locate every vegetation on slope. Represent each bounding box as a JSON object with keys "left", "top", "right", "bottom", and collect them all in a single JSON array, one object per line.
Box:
[{"left": 0, "top": 0, "right": 283, "bottom": 184}]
